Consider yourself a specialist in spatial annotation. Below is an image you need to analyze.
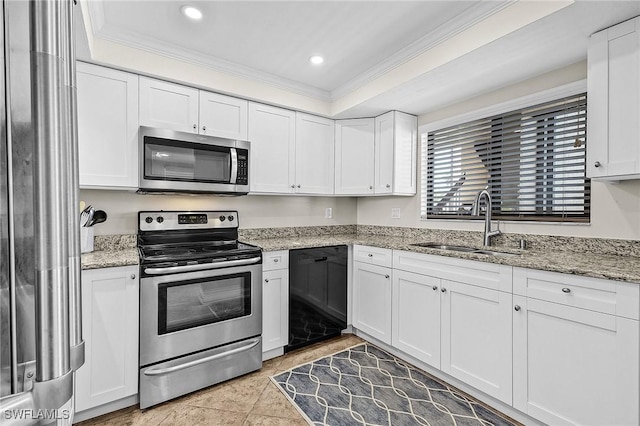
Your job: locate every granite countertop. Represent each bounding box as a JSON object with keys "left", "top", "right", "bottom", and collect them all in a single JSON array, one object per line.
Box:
[
  {"left": 81, "top": 248, "right": 139, "bottom": 270},
  {"left": 244, "top": 233, "right": 640, "bottom": 284},
  {"left": 80, "top": 229, "right": 640, "bottom": 284}
]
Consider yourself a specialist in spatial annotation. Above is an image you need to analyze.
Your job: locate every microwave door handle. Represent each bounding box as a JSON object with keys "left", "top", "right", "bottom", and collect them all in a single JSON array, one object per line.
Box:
[{"left": 230, "top": 148, "right": 238, "bottom": 184}]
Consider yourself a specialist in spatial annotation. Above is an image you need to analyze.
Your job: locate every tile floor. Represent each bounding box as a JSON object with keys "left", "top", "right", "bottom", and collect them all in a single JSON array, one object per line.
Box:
[{"left": 75, "top": 334, "right": 365, "bottom": 426}]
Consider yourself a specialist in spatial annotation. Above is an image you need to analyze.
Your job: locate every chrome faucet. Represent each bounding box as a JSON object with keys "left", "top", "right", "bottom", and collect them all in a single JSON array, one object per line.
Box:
[{"left": 471, "top": 189, "right": 501, "bottom": 246}]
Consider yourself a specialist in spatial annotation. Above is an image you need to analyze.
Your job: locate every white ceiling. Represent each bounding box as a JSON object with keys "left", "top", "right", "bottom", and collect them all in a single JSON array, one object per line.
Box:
[{"left": 78, "top": 0, "right": 640, "bottom": 118}]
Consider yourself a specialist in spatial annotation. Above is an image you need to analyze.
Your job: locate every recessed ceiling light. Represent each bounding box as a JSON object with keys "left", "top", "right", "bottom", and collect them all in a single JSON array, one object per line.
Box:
[
  {"left": 309, "top": 55, "right": 324, "bottom": 65},
  {"left": 181, "top": 5, "right": 203, "bottom": 20}
]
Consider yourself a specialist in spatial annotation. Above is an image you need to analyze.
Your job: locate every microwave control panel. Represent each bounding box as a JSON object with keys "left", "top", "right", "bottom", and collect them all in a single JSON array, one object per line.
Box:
[{"left": 236, "top": 150, "right": 248, "bottom": 185}]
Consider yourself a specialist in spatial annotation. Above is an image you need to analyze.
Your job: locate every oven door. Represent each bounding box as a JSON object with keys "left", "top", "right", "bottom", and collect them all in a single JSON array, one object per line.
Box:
[{"left": 140, "top": 261, "right": 262, "bottom": 367}]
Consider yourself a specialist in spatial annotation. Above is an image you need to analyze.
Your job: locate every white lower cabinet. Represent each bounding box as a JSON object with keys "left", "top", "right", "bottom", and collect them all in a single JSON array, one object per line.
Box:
[
  {"left": 512, "top": 267, "right": 640, "bottom": 426},
  {"left": 392, "top": 269, "right": 441, "bottom": 368},
  {"left": 75, "top": 266, "right": 139, "bottom": 413},
  {"left": 354, "top": 248, "right": 640, "bottom": 425},
  {"left": 262, "top": 251, "right": 289, "bottom": 356},
  {"left": 440, "top": 279, "right": 513, "bottom": 405},
  {"left": 262, "top": 268, "right": 289, "bottom": 353},
  {"left": 391, "top": 260, "right": 512, "bottom": 405},
  {"left": 352, "top": 261, "right": 392, "bottom": 344}
]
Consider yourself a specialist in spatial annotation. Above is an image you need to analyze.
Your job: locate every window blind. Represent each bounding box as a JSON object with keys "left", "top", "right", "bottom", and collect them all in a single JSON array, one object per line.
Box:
[{"left": 421, "top": 93, "right": 589, "bottom": 222}]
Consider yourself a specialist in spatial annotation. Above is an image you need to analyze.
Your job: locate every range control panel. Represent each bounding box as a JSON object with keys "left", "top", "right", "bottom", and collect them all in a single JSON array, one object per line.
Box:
[{"left": 139, "top": 211, "right": 238, "bottom": 232}]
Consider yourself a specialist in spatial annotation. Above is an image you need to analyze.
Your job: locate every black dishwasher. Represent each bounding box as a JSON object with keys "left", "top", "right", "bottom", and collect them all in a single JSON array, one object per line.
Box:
[{"left": 287, "top": 245, "right": 348, "bottom": 352}]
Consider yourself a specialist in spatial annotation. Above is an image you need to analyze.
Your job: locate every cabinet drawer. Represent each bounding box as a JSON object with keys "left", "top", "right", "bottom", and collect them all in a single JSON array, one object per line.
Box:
[
  {"left": 353, "top": 245, "right": 392, "bottom": 268},
  {"left": 513, "top": 267, "right": 640, "bottom": 320},
  {"left": 263, "top": 250, "right": 288, "bottom": 271},
  {"left": 393, "top": 250, "right": 512, "bottom": 293}
]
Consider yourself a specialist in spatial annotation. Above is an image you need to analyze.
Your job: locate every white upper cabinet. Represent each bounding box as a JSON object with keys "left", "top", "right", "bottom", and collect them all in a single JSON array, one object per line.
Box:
[
  {"left": 335, "top": 118, "right": 375, "bottom": 195},
  {"left": 139, "top": 77, "right": 248, "bottom": 139},
  {"left": 374, "top": 111, "right": 417, "bottom": 195},
  {"left": 588, "top": 17, "right": 640, "bottom": 180},
  {"left": 199, "top": 91, "right": 248, "bottom": 140},
  {"left": 77, "top": 62, "right": 139, "bottom": 189},
  {"left": 139, "top": 77, "right": 199, "bottom": 134},
  {"left": 295, "top": 113, "right": 335, "bottom": 195},
  {"left": 248, "top": 103, "right": 296, "bottom": 194}
]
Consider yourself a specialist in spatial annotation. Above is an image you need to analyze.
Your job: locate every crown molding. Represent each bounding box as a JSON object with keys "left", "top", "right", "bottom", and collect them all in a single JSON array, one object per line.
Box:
[
  {"left": 91, "top": 18, "right": 332, "bottom": 101},
  {"left": 85, "top": 0, "right": 515, "bottom": 103},
  {"left": 329, "top": 1, "right": 514, "bottom": 100}
]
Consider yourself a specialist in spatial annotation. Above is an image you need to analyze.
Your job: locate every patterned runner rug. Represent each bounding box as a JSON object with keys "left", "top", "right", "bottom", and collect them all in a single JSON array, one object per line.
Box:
[{"left": 271, "top": 343, "right": 518, "bottom": 426}]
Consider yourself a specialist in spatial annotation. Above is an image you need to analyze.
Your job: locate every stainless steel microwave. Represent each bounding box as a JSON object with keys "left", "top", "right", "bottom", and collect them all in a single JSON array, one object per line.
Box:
[{"left": 138, "top": 126, "right": 250, "bottom": 195}]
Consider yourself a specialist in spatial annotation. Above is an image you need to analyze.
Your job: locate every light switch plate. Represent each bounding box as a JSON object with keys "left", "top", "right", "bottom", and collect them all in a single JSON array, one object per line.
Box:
[
  {"left": 391, "top": 208, "right": 401, "bottom": 219},
  {"left": 325, "top": 207, "right": 333, "bottom": 219}
]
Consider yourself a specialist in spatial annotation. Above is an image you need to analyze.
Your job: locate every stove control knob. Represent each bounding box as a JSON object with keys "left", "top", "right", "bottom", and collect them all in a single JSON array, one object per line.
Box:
[
  {"left": 156, "top": 216, "right": 164, "bottom": 223},
  {"left": 219, "top": 215, "right": 226, "bottom": 222},
  {"left": 227, "top": 215, "right": 235, "bottom": 222},
  {"left": 145, "top": 216, "right": 153, "bottom": 224}
]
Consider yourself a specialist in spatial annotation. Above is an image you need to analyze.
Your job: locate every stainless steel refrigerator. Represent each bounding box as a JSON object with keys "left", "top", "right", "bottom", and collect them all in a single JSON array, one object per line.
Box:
[{"left": 1, "top": 0, "right": 84, "bottom": 424}]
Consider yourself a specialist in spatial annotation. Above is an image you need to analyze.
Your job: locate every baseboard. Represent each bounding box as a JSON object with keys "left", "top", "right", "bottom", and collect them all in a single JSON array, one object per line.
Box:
[
  {"left": 262, "top": 347, "right": 284, "bottom": 361},
  {"left": 73, "top": 394, "right": 138, "bottom": 424}
]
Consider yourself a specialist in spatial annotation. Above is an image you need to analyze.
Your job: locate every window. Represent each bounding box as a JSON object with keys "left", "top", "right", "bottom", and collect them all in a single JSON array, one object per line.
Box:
[{"left": 421, "top": 93, "right": 589, "bottom": 222}]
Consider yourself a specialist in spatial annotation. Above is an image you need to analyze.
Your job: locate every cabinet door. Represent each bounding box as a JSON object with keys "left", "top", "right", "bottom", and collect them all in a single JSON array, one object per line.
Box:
[
  {"left": 75, "top": 266, "right": 139, "bottom": 413},
  {"left": 77, "top": 63, "right": 138, "bottom": 188},
  {"left": 513, "top": 296, "right": 639, "bottom": 426},
  {"left": 392, "top": 270, "right": 441, "bottom": 368},
  {"left": 139, "top": 77, "right": 199, "bottom": 133},
  {"left": 440, "top": 280, "right": 512, "bottom": 404},
  {"left": 295, "top": 113, "right": 335, "bottom": 194},
  {"left": 374, "top": 111, "right": 394, "bottom": 194},
  {"left": 392, "top": 112, "right": 417, "bottom": 195},
  {"left": 262, "top": 268, "right": 289, "bottom": 353},
  {"left": 334, "top": 118, "right": 374, "bottom": 195},
  {"left": 588, "top": 17, "right": 640, "bottom": 178},
  {"left": 352, "top": 262, "right": 392, "bottom": 344},
  {"left": 199, "top": 91, "right": 248, "bottom": 140},
  {"left": 248, "top": 103, "right": 295, "bottom": 193}
]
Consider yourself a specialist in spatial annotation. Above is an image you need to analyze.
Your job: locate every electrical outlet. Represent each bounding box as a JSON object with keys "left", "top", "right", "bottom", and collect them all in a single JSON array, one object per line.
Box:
[
  {"left": 391, "top": 208, "right": 401, "bottom": 219},
  {"left": 325, "top": 207, "right": 333, "bottom": 219}
]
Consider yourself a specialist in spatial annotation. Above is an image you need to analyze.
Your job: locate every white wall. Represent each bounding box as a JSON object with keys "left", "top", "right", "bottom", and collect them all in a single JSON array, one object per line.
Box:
[
  {"left": 81, "top": 190, "right": 357, "bottom": 235},
  {"left": 358, "top": 61, "right": 640, "bottom": 241}
]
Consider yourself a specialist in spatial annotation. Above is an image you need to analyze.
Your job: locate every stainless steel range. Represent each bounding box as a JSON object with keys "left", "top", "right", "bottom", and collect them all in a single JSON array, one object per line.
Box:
[{"left": 137, "top": 210, "right": 262, "bottom": 409}]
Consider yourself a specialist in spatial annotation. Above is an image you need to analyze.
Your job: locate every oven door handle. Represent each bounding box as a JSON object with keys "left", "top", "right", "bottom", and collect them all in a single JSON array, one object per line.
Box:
[
  {"left": 144, "top": 256, "right": 262, "bottom": 275},
  {"left": 143, "top": 338, "right": 261, "bottom": 377}
]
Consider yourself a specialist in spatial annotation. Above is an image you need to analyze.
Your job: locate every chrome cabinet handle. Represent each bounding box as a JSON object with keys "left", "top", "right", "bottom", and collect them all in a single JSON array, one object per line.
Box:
[
  {"left": 291, "top": 185, "right": 295, "bottom": 189},
  {"left": 193, "top": 124, "right": 197, "bottom": 130},
  {"left": 369, "top": 186, "right": 373, "bottom": 190},
  {"left": 514, "top": 305, "right": 521, "bottom": 311},
  {"left": 130, "top": 274, "right": 136, "bottom": 279},
  {"left": 273, "top": 258, "right": 279, "bottom": 263},
  {"left": 562, "top": 287, "right": 571, "bottom": 293},
  {"left": 264, "top": 279, "right": 269, "bottom": 283},
  {"left": 202, "top": 126, "right": 207, "bottom": 133},
  {"left": 385, "top": 274, "right": 390, "bottom": 279},
  {"left": 297, "top": 184, "right": 301, "bottom": 188},
  {"left": 432, "top": 285, "right": 438, "bottom": 291},
  {"left": 386, "top": 184, "right": 391, "bottom": 188},
  {"left": 367, "top": 253, "right": 373, "bottom": 257},
  {"left": 441, "top": 288, "right": 446, "bottom": 293},
  {"left": 594, "top": 161, "right": 601, "bottom": 168}
]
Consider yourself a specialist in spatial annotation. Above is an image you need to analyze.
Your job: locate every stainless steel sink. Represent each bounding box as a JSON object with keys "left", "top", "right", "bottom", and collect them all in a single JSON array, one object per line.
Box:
[
  {"left": 410, "top": 243, "right": 479, "bottom": 252},
  {"left": 411, "top": 243, "right": 521, "bottom": 257},
  {"left": 473, "top": 250, "right": 520, "bottom": 258}
]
